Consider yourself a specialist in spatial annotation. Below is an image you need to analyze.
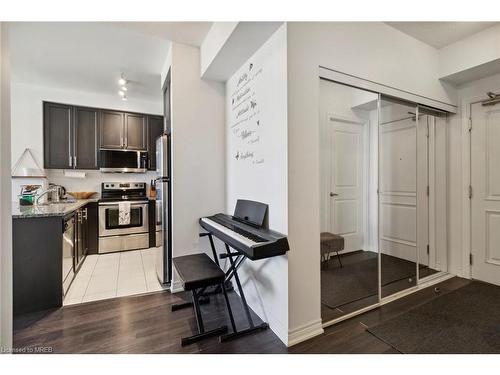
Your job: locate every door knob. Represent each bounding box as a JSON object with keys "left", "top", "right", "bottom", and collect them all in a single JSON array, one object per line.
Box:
[{"left": 330, "top": 192, "right": 339, "bottom": 197}]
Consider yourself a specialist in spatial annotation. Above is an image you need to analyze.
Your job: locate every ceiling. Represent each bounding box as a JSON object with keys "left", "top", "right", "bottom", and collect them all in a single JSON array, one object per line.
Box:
[
  {"left": 9, "top": 22, "right": 213, "bottom": 102},
  {"left": 386, "top": 22, "right": 498, "bottom": 49},
  {"left": 114, "top": 22, "right": 212, "bottom": 46}
]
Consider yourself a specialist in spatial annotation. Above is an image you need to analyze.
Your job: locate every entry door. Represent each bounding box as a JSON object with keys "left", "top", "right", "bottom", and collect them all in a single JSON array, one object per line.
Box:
[
  {"left": 471, "top": 103, "right": 500, "bottom": 286},
  {"left": 328, "top": 118, "right": 365, "bottom": 252}
]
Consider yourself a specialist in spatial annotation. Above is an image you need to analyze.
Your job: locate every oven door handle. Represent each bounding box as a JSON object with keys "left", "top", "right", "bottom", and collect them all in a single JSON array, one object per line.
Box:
[{"left": 98, "top": 201, "right": 148, "bottom": 207}]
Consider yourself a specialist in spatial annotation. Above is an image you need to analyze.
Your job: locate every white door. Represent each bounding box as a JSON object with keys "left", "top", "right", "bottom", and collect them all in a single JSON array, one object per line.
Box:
[
  {"left": 327, "top": 118, "right": 365, "bottom": 252},
  {"left": 471, "top": 102, "right": 500, "bottom": 286}
]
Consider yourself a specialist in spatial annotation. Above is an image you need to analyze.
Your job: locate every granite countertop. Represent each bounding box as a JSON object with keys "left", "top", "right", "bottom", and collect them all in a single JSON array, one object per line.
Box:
[{"left": 12, "top": 199, "right": 99, "bottom": 219}]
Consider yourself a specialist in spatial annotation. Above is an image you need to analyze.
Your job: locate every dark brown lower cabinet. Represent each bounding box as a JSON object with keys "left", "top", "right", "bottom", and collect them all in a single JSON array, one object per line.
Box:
[
  {"left": 86, "top": 202, "right": 99, "bottom": 255},
  {"left": 13, "top": 216, "right": 64, "bottom": 315},
  {"left": 13, "top": 203, "right": 99, "bottom": 316}
]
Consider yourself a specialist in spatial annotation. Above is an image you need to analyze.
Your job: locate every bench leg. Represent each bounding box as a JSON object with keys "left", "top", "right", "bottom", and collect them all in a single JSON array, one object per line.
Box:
[
  {"left": 180, "top": 288, "right": 228, "bottom": 347},
  {"left": 336, "top": 251, "right": 343, "bottom": 268},
  {"left": 171, "top": 295, "right": 210, "bottom": 311},
  {"left": 192, "top": 289, "right": 205, "bottom": 334},
  {"left": 181, "top": 326, "right": 228, "bottom": 346}
]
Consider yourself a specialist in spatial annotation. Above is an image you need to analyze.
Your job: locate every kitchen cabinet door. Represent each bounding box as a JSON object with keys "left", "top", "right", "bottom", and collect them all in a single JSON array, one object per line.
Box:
[
  {"left": 85, "top": 202, "right": 99, "bottom": 255},
  {"left": 125, "top": 113, "right": 147, "bottom": 150},
  {"left": 147, "top": 116, "right": 164, "bottom": 170},
  {"left": 100, "top": 110, "right": 124, "bottom": 149},
  {"left": 43, "top": 102, "right": 73, "bottom": 169},
  {"left": 74, "top": 107, "right": 99, "bottom": 169}
]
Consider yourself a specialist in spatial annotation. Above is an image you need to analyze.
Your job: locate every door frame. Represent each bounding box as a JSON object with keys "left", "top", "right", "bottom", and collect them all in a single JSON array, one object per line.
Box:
[
  {"left": 323, "top": 112, "right": 370, "bottom": 253},
  {"left": 465, "top": 88, "right": 500, "bottom": 280}
]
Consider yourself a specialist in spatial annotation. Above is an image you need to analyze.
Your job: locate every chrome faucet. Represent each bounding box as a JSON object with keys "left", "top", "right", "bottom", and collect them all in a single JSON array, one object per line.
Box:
[{"left": 35, "top": 187, "right": 57, "bottom": 205}]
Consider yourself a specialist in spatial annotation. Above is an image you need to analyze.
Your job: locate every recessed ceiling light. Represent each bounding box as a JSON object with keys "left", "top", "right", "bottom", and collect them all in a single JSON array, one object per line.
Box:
[
  {"left": 118, "top": 90, "right": 125, "bottom": 97},
  {"left": 121, "top": 86, "right": 128, "bottom": 92},
  {"left": 122, "top": 95, "right": 128, "bottom": 101}
]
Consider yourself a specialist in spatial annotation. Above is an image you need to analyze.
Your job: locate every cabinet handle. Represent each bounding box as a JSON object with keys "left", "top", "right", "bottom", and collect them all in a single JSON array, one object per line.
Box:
[
  {"left": 73, "top": 156, "right": 77, "bottom": 168},
  {"left": 69, "top": 156, "right": 72, "bottom": 167}
]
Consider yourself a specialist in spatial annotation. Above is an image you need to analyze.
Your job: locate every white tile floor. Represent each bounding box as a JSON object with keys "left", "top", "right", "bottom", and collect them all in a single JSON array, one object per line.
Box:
[{"left": 63, "top": 248, "right": 167, "bottom": 305}]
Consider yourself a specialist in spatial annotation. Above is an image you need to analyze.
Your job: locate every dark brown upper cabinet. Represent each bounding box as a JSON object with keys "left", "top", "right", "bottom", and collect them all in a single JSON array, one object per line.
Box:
[
  {"left": 43, "top": 102, "right": 73, "bottom": 169},
  {"left": 100, "top": 111, "right": 147, "bottom": 151},
  {"left": 100, "top": 110, "right": 125, "bottom": 150},
  {"left": 43, "top": 102, "right": 99, "bottom": 170},
  {"left": 125, "top": 113, "right": 147, "bottom": 151},
  {"left": 44, "top": 101, "right": 162, "bottom": 170},
  {"left": 74, "top": 107, "right": 99, "bottom": 169},
  {"left": 147, "top": 116, "right": 164, "bottom": 170}
]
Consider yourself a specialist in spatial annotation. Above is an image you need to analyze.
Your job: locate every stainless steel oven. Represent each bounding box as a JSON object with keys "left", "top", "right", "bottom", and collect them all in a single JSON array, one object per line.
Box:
[
  {"left": 99, "top": 201, "right": 149, "bottom": 236},
  {"left": 98, "top": 201, "right": 149, "bottom": 253},
  {"left": 98, "top": 182, "right": 150, "bottom": 253}
]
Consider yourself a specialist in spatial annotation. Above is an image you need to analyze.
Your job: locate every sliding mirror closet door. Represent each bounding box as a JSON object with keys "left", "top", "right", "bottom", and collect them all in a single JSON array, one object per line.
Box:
[
  {"left": 379, "top": 96, "right": 421, "bottom": 298},
  {"left": 417, "top": 105, "right": 447, "bottom": 280},
  {"left": 319, "top": 79, "right": 379, "bottom": 322}
]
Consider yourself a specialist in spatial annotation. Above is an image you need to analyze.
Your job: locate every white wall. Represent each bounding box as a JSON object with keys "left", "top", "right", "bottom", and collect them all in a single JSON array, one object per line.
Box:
[
  {"left": 0, "top": 22, "right": 13, "bottom": 351},
  {"left": 9, "top": 82, "right": 161, "bottom": 200},
  {"left": 168, "top": 42, "right": 226, "bottom": 289},
  {"left": 225, "top": 25, "right": 288, "bottom": 344},
  {"left": 286, "top": 22, "right": 458, "bottom": 345},
  {"left": 439, "top": 24, "right": 500, "bottom": 83}
]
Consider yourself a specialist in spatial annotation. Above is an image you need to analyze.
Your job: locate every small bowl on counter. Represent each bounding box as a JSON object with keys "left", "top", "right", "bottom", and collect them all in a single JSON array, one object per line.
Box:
[{"left": 66, "top": 191, "right": 98, "bottom": 200}]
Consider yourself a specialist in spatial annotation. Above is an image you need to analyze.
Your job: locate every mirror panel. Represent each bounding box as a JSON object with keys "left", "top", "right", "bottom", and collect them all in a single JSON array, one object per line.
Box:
[
  {"left": 319, "top": 79, "right": 379, "bottom": 321},
  {"left": 379, "top": 96, "right": 419, "bottom": 298}
]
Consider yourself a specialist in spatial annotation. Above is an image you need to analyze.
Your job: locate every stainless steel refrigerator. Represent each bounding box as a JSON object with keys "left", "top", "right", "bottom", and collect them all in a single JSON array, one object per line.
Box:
[{"left": 155, "top": 134, "right": 172, "bottom": 285}]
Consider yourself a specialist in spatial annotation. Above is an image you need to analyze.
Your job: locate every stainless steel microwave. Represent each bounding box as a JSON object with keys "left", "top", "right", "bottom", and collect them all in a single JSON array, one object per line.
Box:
[{"left": 99, "top": 150, "right": 148, "bottom": 173}]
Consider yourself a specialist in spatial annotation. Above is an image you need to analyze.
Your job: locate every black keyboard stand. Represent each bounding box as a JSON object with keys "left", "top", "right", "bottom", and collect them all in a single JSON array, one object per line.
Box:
[{"left": 199, "top": 231, "right": 269, "bottom": 342}]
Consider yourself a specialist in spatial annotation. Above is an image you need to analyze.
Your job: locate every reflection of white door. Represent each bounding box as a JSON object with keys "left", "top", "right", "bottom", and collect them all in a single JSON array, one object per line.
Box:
[
  {"left": 379, "top": 118, "right": 428, "bottom": 265},
  {"left": 327, "top": 117, "right": 365, "bottom": 252},
  {"left": 471, "top": 103, "right": 500, "bottom": 286}
]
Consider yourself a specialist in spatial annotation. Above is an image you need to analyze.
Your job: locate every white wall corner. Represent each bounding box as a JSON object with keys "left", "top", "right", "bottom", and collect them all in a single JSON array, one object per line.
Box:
[
  {"left": 160, "top": 42, "right": 172, "bottom": 88},
  {"left": 287, "top": 319, "right": 324, "bottom": 347},
  {"left": 439, "top": 24, "right": 500, "bottom": 85},
  {"left": 201, "top": 22, "right": 283, "bottom": 82},
  {"left": 200, "top": 22, "right": 239, "bottom": 77}
]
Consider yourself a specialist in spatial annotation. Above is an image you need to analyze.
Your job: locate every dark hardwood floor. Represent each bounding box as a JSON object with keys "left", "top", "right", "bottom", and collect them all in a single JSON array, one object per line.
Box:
[{"left": 13, "top": 277, "right": 472, "bottom": 354}]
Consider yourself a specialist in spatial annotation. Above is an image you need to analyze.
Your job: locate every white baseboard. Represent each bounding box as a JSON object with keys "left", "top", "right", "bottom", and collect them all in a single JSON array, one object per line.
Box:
[
  {"left": 169, "top": 280, "right": 184, "bottom": 294},
  {"left": 287, "top": 319, "right": 324, "bottom": 347}
]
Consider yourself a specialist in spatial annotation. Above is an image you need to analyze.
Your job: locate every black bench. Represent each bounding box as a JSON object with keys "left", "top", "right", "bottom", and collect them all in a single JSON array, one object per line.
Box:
[{"left": 172, "top": 253, "right": 236, "bottom": 346}]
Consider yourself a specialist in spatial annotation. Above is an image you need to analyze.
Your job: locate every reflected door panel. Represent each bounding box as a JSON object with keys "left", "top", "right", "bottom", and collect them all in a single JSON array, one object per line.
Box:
[
  {"left": 329, "top": 119, "right": 365, "bottom": 252},
  {"left": 379, "top": 97, "right": 421, "bottom": 298}
]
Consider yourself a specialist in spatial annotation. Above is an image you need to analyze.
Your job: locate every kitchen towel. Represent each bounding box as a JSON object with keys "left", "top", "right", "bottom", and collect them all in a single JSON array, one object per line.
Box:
[{"left": 118, "top": 201, "right": 131, "bottom": 225}]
